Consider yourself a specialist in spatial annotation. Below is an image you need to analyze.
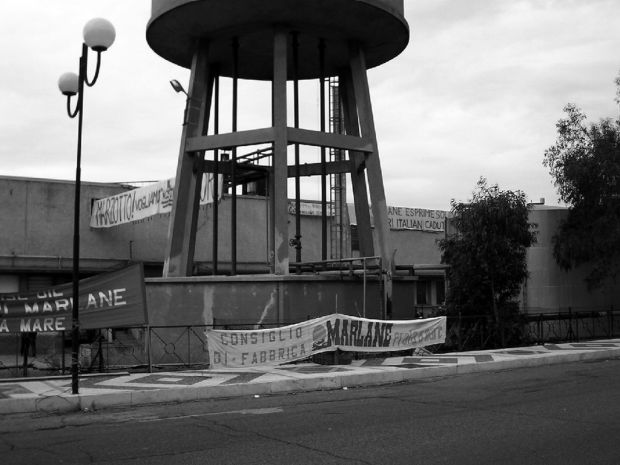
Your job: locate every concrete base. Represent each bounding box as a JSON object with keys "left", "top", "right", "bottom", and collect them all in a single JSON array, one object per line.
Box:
[{"left": 145, "top": 274, "right": 417, "bottom": 327}]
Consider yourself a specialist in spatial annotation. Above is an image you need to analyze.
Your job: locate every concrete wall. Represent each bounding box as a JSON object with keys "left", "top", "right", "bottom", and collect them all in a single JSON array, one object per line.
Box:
[
  {"left": 146, "top": 276, "right": 382, "bottom": 326},
  {"left": 145, "top": 274, "right": 417, "bottom": 326},
  {"left": 524, "top": 206, "right": 620, "bottom": 313},
  {"left": 0, "top": 176, "right": 466, "bottom": 323},
  {"left": 1, "top": 175, "right": 443, "bottom": 274},
  {"left": 0, "top": 177, "right": 125, "bottom": 259},
  {"left": 389, "top": 229, "right": 443, "bottom": 266},
  {"left": 0, "top": 176, "right": 335, "bottom": 276},
  {"left": 0, "top": 177, "right": 138, "bottom": 278}
]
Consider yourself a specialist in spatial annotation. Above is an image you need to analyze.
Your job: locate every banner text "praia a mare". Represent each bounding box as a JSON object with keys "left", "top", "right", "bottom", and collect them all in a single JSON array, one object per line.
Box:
[{"left": 0, "top": 264, "right": 147, "bottom": 333}]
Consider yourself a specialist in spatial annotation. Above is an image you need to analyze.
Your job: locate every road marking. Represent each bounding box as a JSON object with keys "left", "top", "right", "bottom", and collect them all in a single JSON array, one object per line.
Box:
[{"left": 136, "top": 407, "right": 284, "bottom": 422}]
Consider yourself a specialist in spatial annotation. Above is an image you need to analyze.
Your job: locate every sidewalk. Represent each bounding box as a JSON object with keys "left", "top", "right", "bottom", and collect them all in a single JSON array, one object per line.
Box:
[{"left": 1, "top": 340, "right": 619, "bottom": 415}]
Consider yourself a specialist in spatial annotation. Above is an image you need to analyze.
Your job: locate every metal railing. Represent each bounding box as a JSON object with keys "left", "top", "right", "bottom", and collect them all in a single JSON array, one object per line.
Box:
[
  {"left": 0, "top": 322, "right": 296, "bottom": 379},
  {"left": 439, "top": 307, "right": 619, "bottom": 352}
]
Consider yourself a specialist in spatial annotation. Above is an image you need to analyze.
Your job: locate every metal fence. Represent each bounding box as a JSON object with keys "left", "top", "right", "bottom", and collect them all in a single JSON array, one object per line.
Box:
[
  {"left": 440, "top": 307, "right": 619, "bottom": 352},
  {"left": 0, "top": 322, "right": 289, "bottom": 379},
  {"left": 1, "top": 308, "right": 618, "bottom": 379}
]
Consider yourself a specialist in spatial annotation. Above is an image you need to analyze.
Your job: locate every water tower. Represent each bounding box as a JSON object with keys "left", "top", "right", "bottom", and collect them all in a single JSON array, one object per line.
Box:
[{"left": 147, "top": 0, "right": 409, "bottom": 316}]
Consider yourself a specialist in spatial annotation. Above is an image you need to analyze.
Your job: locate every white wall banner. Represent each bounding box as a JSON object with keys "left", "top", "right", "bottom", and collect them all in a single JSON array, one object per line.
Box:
[
  {"left": 287, "top": 200, "right": 334, "bottom": 217},
  {"left": 90, "top": 174, "right": 221, "bottom": 228},
  {"left": 387, "top": 206, "right": 446, "bottom": 232},
  {"left": 206, "top": 314, "right": 446, "bottom": 368}
]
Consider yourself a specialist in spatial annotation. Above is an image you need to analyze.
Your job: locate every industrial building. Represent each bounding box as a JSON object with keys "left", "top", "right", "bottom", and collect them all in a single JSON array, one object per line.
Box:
[
  {"left": 0, "top": 175, "right": 447, "bottom": 326},
  {"left": 2, "top": 175, "right": 617, "bottom": 323}
]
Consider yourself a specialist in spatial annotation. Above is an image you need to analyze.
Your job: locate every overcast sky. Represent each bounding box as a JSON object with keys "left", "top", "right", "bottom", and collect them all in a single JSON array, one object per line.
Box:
[{"left": 1, "top": 0, "right": 619, "bottom": 210}]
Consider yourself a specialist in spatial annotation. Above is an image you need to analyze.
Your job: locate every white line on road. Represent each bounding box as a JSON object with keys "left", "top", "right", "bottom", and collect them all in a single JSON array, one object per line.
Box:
[{"left": 136, "top": 407, "right": 284, "bottom": 422}]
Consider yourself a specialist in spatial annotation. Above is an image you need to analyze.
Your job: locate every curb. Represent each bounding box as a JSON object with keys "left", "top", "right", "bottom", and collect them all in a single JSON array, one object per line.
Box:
[{"left": 1, "top": 347, "right": 619, "bottom": 415}]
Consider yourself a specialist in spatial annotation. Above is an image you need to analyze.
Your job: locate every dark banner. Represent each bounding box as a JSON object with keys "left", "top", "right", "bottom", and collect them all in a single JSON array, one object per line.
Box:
[{"left": 0, "top": 264, "right": 148, "bottom": 333}]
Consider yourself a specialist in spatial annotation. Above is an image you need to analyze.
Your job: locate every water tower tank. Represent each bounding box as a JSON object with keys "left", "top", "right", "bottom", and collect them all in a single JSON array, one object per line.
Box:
[{"left": 147, "top": 0, "right": 409, "bottom": 79}]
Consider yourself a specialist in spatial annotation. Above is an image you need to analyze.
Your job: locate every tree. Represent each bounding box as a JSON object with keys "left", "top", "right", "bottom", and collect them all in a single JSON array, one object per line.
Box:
[
  {"left": 543, "top": 73, "right": 620, "bottom": 289},
  {"left": 438, "top": 179, "right": 536, "bottom": 346}
]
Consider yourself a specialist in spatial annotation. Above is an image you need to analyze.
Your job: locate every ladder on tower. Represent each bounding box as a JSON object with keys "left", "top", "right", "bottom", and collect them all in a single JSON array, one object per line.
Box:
[{"left": 327, "top": 76, "right": 349, "bottom": 259}]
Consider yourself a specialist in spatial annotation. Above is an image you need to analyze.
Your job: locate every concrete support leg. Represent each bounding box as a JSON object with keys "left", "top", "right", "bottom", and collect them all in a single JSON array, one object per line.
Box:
[
  {"left": 339, "top": 70, "right": 374, "bottom": 258},
  {"left": 348, "top": 43, "right": 393, "bottom": 317},
  {"left": 271, "top": 29, "right": 290, "bottom": 275},
  {"left": 163, "top": 43, "right": 214, "bottom": 277}
]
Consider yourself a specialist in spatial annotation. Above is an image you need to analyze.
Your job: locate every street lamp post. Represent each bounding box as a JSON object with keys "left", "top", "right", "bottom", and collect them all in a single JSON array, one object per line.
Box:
[{"left": 58, "top": 18, "right": 115, "bottom": 395}]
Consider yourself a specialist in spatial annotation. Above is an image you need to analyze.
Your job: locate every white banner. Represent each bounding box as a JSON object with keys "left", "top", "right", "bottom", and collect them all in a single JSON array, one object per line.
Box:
[
  {"left": 90, "top": 174, "right": 221, "bottom": 228},
  {"left": 287, "top": 200, "right": 334, "bottom": 217},
  {"left": 387, "top": 206, "right": 446, "bottom": 232},
  {"left": 206, "top": 314, "right": 446, "bottom": 368}
]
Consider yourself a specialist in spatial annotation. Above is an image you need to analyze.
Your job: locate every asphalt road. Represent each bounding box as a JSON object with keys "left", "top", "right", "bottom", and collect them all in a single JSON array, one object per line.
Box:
[{"left": 2, "top": 357, "right": 620, "bottom": 465}]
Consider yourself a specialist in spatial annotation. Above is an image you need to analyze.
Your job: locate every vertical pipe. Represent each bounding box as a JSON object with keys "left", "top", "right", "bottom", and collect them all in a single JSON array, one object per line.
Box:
[
  {"left": 336, "top": 79, "right": 345, "bottom": 259},
  {"left": 231, "top": 38, "right": 239, "bottom": 275},
  {"left": 293, "top": 33, "right": 302, "bottom": 270},
  {"left": 231, "top": 150, "right": 237, "bottom": 275},
  {"left": 213, "top": 75, "right": 219, "bottom": 275},
  {"left": 265, "top": 170, "right": 270, "bottom": 265},
  {"left": 213, "top": 152, "right": 219, "bottom": 275},
  {"left": 319, "top": 39, "right": 327, "bottom": 260}
]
